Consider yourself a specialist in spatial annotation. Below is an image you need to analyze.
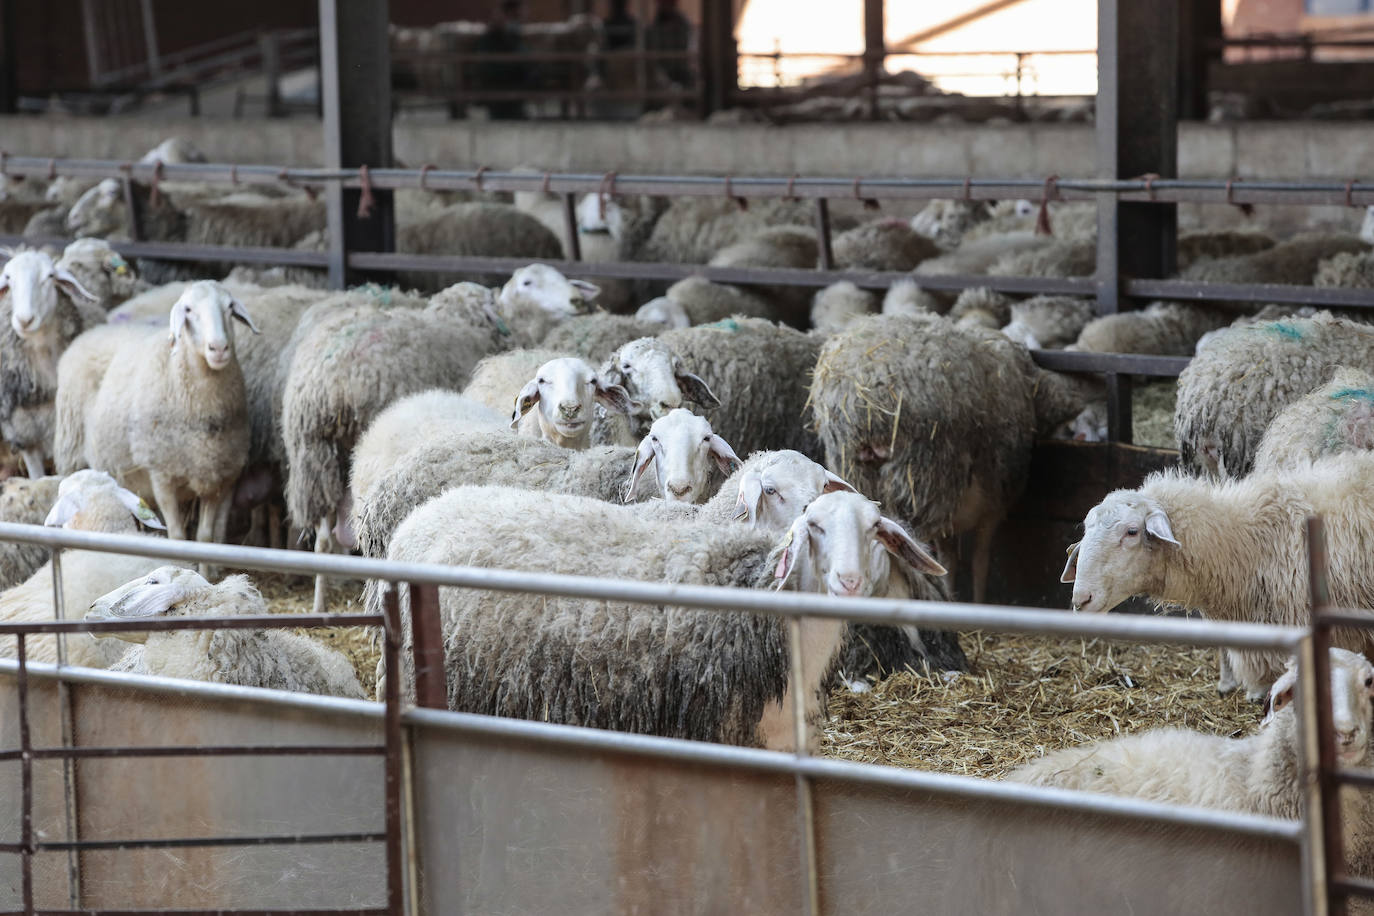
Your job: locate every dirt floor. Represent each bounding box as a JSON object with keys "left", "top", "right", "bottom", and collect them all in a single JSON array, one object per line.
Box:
[{"left": 260, "top": 572, "right": 1260, "bottom": 776}]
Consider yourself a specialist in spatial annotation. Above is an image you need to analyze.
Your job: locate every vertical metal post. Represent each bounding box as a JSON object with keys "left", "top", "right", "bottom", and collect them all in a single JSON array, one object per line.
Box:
[
  {"left": 80, "top": 0, "right": 103, "bottom": 87},
  {"left": 382, "top": 587, "right": 406, "bottom": 916},
  {"left": 261, "top": 32, "right": 283, "bottom": 118},
  {"left": 1096, "top": 0, "right": 1178, "bottom": 445},
  {"left": 409, "top": 583, "right": 447, "bottom": 710},
  {"left": 634, "top": 0, "right": 649, "bottom": 113},
  {"left": 0, "top": 0, "right": 17, "bottom": 116},
  {"left": 562, "top": 192, "right": 583, "bottom": 261},
  {"left": 1177, "top": 0, "right": 1222, "bottom": 119},
  {"left": 318, "top": 0, "right": 394, "bottom": 290},
  {"left": 814, "top": 199, "right": 834, "bottom": 271},
  {"left": 698, "top": 0, "right": 735, "bottom": 116},
  {"left": 121, "top": 176, "right": 145, "bottom": 242},
  {"left": 1307, "top": 516, "right": 1343, "bottom": 916},
  {"left": 138, "top": 0, "right": 160, "bottom": 78},
  {"left": 788, "top": 617, "right": 821, "bottom": 916},
  {"left": 17, "top": 632, "right": 32, "bottom": 915},
  {"left": 50, "top": 549, "right": 82, "bottom": 907},
  {"left": 863, "top": 0, "right": 884, "bottom": 120}
]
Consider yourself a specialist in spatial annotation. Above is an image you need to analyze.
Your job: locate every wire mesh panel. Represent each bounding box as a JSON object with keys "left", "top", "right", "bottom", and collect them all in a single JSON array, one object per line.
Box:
[
  {"left": 409, "top": 726, "right": 805, "bottom": 915},
  {"left": 811, "top": 779, "right": 1303, "bottom": 916}
]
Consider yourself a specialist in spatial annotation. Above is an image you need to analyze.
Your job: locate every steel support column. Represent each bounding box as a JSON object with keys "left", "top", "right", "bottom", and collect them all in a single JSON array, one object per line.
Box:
[
  {"left": 1096, "top": 0, "right": 1178, "bottom": 444},
  {"left": 698, "top": 0, "right": 736, "bottom": 115},
  {"left": 319, "top": 0, "right": 394, "bottom": 290},
  {"left": 1179, "top": 0, "right": 1222, "bottom": 119},
  {"left": 0, "top": 1, "right": 15, "bottom": 115},
  {"left": 863, "top": 0, "right": 885, "bottom": 119}
]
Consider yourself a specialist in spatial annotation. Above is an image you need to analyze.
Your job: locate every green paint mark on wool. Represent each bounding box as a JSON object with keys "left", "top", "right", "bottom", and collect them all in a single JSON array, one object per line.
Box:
[
  {"left": 1263, "top": 321, "right": 1305, "bottom": 340},
  {"left": 701, "top": 318, "right": 740, "bottom": 332},
  {"left": 1330, "top": 387, "right": 1374, "bottom": 403}
]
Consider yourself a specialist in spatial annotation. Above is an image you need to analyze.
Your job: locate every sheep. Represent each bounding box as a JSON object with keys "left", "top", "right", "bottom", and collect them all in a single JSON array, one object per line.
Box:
[
  {"left": 0, "top": 469, "right": 170, "bottom": 668},
  {"left": 634, "top": 276, "right": 779, "bottom": 328},
  {"left": 1175, "top": 228, "right": 1275, "bottom": 268},
  {"left": 0, "top": 475, "right": 61, "bottom": 590},
  {"left": 881, "top": 279, "right": 942, "bottom": 318},
  {"left": 1174, "top": 312, "right": 1374, "bottom": 477},
  {"left": 539, "top": 312, "right": 662, "bottom": 361},
  {"left": 394, "top": 202, "right": 565, "bottom": 292},
  {"left": 139, "top": 137, "right": 207, "bottom": 164},
  {"left": 809, "top": 312, "right": 1036, "bottom": 602},
  {"left": 0, "top": 248, "right": 106, "bottom": 477},
  {"left": 1008, "top": 647, "right": 1374, "bottom": 861},
  {"left": 908, "top": 199, "right": 999, "bottom": 250},
  {"left": 56, "top": 239, "right": 147, "bottom": 311},
  {"left": 622, "top": 408, "right": 743, "bottom": 504},
  {"left": 461, "top": 348, "right": 567, "bottom": 414},
  {"left": 593, "top": 336, "right": 720, "bottom": 445},
  {"left": 377, "top": 486, "right": 947, "bottom": 749},
  {"left": 640, "top": 197, "right": 818, "bottom": 266},
  {"left": 496, "top": 262, "right": 603, "bottom": 346},
  {"left": 831, "top": 218, "right": 940, "bottom": 272},
  {"left": 811, "top": 281, "right": 877, "bottom": 335},
  {"left": 72, "top": 281, "right": 258, "bottom": 546},
  {"left": 1193, "top": 304, "right": 1324, "bottom": 355},
  {"left": 708, "top": 225, "right": 818, "bottom": 322},
  {"left": 1074, "top": 301, "right": 1232, "bottom": 356},
  {"left": 915, "top": 232, "right": 1051, "bottom": 280},
  {"left": 1001, "top": 296, "right": 1095, "bottom": 350},
  {"left": 279, "top": 281, "right": 502, "bottom": 607},
  {"left": 988, "top": 237, "right": 1096, "bottom": 278},
  {"left": 1061, "top": 451, "right": 1374, "bottom": 697},
  {"left": 510, "top": 356, "right": 635, "bottom": 448},
  {"left": 947, "top": 286, "right": 1012, "bottom": 330},
  {"left": 88, "top": 566, "right": 365, "bottom": 699},
  {"left": 1253, "top": 366, "right": 1374, "bottom": 472},
  {"left": 1180, "top": 231, "right": 1367, "bottom": 288},
  {"left": 1315, "top": 250, "right": 1374, "bottom": 289}
]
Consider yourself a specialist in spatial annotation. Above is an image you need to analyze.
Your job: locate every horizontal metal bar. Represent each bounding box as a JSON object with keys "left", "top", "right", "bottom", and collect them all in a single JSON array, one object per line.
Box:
[
  {"left": 1126, "top": 279, "right": 1374, "bottom": 308},
  {"left": 26, "top": 744, "right": 385, "bottom": 759},
  {"left": 1332, "top": 765, "right": 1374, "bottom": 789},
  {"left": 1031, "top": 350, "right": 1192, "bottom": 376},
  {"left": 0, "top": 613, "right": 381, "bottom": 635},
  {"left": 36, "top": 832, "right": 384, "bottom": 852},
  {"left": 30, "top": 909, "right": 389, "bottom": 916},
  {"left": 1332, "top": 874, "right": 1374, "bottom": 899},
  {"left": 0, "top": 235, "right": 331, "bottom": 269},
  {"left": 1313, "top": 610, "right": 1374, "bottom": 628},
  {"left": 0, "top": 524, "right": 1305, "bottom": 649},
  {"left": 391, "top": 48, "right": 696, "bottom": 62},
  {"left": 404, "top": 706, "right": 1304, "bottom": 843}
]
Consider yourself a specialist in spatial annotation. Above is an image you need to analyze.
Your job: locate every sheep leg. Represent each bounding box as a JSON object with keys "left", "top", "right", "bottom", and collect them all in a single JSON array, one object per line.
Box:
[
  {"left": 1216, "top": 649, "right": 1240, "bottom": 696},
  {"left": 312, "top": 515, "right": 334, "bottom": 614},
  {"left": 268, "top": 504, "right": 283, "bottom": 550},
  {"left": 20, "top": 449, "right": 45, "bottom": 480},
  {"left": 149, "top": 474, "right": 187, "bottom": 541},
  {"left": 938, "top": 535, "right": 960, "bottom": 600},
  {"left": 970, "top": 523, "right": 997, "bottom": 605}
]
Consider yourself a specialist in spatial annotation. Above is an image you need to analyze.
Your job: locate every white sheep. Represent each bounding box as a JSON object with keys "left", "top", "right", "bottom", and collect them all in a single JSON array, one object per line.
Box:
[
  {"left": 510, "top": 356, "right": 635, "bottom": 449},
  {"left": 1063, "top": 451, "right": 1374, "bottom": 697},
  {"left": 811, "top": 281, "right": 877, "bottom": 335},
  {"left": 496, "top": 263, "right": 601, "bottom": 345},
  {"left": 881, "top": 279, "right": 942, "bottom": 318},
  {"left": 71, "top": 281, "right": 258, "bottom": 545},
  {"left": 624, "top": 408, "right": 742, "bottom": 503},
  {"left": 88, "top": 566, "right": 365, "bottom": 699},
  {"left": 0, "top": 248, "right": 105, "bottom": 478},
  {"left": 378, "top": 486, "right": 946, "bottom": 748},
  {"left": 593, "top": 336, "right": 720, "bottom": 446},
  {"left": 0, "top": 469, "right": 170, "bottom": 668},
  {"left": 56, "top": 239, "right": 146, "bottom": 311},
  {"left": 633, "top": 276, "right": 779, "bottom": 328},
  {"left": 1009, "top": 647, "right": 1374, "bottom": 867}
]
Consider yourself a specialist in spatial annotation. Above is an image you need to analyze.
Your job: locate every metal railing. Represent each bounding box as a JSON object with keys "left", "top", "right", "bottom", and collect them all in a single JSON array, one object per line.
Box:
[{"left": 0, "top": 513, "right": 1362, "bottom": 912}]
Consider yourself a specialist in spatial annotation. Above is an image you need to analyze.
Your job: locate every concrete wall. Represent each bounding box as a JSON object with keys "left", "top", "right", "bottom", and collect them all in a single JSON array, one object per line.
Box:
[{"left": 2, "top": 115, "right": 1372, "bottom": 179}]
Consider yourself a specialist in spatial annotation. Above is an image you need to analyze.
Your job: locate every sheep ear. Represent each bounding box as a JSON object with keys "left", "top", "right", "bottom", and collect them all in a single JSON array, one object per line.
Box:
[
  {"left": 733, "top": 474, "right": 763, "bottom": 524},
  {"left": 876, "top": 516, "right": 946, "bottom": 577},
  {"left": 53, "top": 267, "right": 97, "bottom": 304},
  {"left": 1144, "top": 508, "right": 1179, "bottom": 546},
  {"left": 1263, "top": 664, "right": 1299, "bottom": 725},
  {"left": 593, "top": 380, "right": 635, "bottom": 416},
  {"left": 104, "top": 252, "right": 131, "bottom": 277},
  {"left": 822, "top": 470, "right": 857, "bottom": 494},
  {"left": 708, "top": 434, "right": 742, "bottom": 475},
  {"left": 773, "top": 516, "right": 811, "bottom": 588},
  {"left": 168, "top": 300, "right": 191, "bottom": 344},
  {"left": 44, "top": 492, "right": 80, "bottom": 528},
  {"left": 0, "top": 274, "right": 9, "bottom": 297},
  {"left": 624, "top": 436, "right": 656, "bottom": 503},
  {"left": 675, "top": 370, "right": 720, "bottom": 409},
  {"left": 228, "top": 297, "right": 260, "bottom": 334},
  {"left": 569, "top": 279, "right": 601, "bottom": 303},
  {"left": 104, "top": 580, "right": 185, "bottom": 619},
  {"left": 1061, "top": 542, "right": 1080, "bottom": 583},
  {"left": 114, "top": 486, "right": 166, "bottom": 530},
  {"left": 511, "top": 378, "right": 540, "bottom": 429}
]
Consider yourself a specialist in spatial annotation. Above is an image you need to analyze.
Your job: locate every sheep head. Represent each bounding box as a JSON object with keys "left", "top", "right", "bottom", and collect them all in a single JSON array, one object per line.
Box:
[
  {"left": 66, "top": 178, "right": 126, "bottom": 239},
  {"left": 168, "top": 280, "right": 259, "bottom": 370},
  {"left": 44, "top": 469, "right": 166, "bottom": 532},
  {"left": 774, "top": 491, "right": 945, "bottom": 597},
  {"left": 0, "top": 249, "right": 96, "bottom": 338},
  {"left": 635, "top": 296, "right": 691, "bottom": 329},
  {"left": 1062, "top": 490, "right": 1179, "bottom": 613},
  {"left": 625, "top": 408, "right": 740, "bottom": 504},
  {"left": 734, "top": 451, "right": 856, "bottom": 534},
  {"left": 86, "top": 565, "right": 208, "bottom": 643},
  {"left": 1266, "top": 648, "right": 1374, "bottom": 768},
  {"left": 499, "top": 263, "right": 599, "bottom": 317},
  {"left": 511, "top": 357, "right": 634, "bottom": 448},
  {"left": 603, "top": 337, "right": 719, "bottom": 421}
]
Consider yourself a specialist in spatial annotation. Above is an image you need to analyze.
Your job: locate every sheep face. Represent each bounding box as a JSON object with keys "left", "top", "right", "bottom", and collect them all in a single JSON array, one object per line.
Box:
[
  {"left": 635, "top": 296, "right": 690, "bottom": 329},
  {"left": 605, "top": 338, "right": 719, "bottom": 420},
  {"left": 499, "top": 264, "right": 599, "bottom": 317},
  {"left": 512, "top": 357, "right": 633, "bottom": 445},
  {"left": 734, "top": 451, "right": 856, "bottom": 534},
  {"left": 1062, "top": 491, "right": 1178, "bottom": 613},
  {"left": 774, "top": 491, "right": 945, "bottom": 598},
  {"left": 66, "top": 179, "right": 125, "bottom": 238},
  {"left": 168, "top": 281, "right": 260, "bottom": 371},
  {"left": 625, "top": 409, "right": 741, "bottom": 504},
  {"left": 86, "top": 565, "right": 208, "bottom": 643},
  {"left": 44, "top": 468, "right": 166, "bottom": 532},
  {"left": 576, "top": 192, "right": 611, "bottom": 233},
  {"left": 1267, "top": 648, "right": 1374, "bottom": 767},
  {"left": 0, "top": 250, "right": 96, "bottom": 338}
]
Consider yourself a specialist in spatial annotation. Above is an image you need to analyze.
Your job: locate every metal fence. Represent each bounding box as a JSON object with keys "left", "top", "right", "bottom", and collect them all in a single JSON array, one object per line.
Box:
[{"left": 0, "top": 514, "right": 1366, "bottom": 912}]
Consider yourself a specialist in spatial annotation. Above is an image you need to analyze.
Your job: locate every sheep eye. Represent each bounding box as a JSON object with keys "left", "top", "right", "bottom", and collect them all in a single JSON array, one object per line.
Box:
[
  {"left": 808, "top": 521, "right": 824, "bottom": 534},
  {"left": 763, "top": 486, "right": 776, "bottom": 496},
  {"left": 622, "top": 363, "right": 632, "bottom": 371},
  {"left": 1366, "top": 676, "right": 1372, "bottom": 688},
  {"left": 650, "top": 435, "right": 658, "bottom": 443},
  {"left": 1125, "top": 526, "right": 1139, "bottom": 536},
  {"left": 537, "top": 377, "right": 546, "bottom": 385}
]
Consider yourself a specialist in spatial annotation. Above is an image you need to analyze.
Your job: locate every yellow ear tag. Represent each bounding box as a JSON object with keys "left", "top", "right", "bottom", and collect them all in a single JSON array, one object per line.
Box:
[
  {"left": 778, "top": 528, "right": 793, "bottom": 548},
  {"left": 135, "top": 501, "right": 157, "bottom": 520}
]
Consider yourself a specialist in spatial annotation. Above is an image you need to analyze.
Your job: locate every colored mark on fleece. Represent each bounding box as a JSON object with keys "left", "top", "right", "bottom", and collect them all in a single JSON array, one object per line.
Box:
[
  {"left": 1329, "top": 387, "right": 1374, "bottom": 404},
  {"left": 701, "top": 318, "right": 740, "bottom": 332},
  {"left": 1262, "top": 322, "right": 1304, "bottom": 341}
]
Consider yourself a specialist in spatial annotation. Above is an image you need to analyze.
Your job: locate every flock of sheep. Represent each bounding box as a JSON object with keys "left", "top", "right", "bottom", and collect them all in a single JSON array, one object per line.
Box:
[{"left": 5, "top": 138, "right": 1374, "bottom": 844}]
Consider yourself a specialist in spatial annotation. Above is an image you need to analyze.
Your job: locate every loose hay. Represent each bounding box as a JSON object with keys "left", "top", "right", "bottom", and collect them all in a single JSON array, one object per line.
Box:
[
  {"left": 257, "top": 572, "right": 379, "bottom": 698},
  {"left": 821, "top": 630, "right": 1257, "bottom": 779},
  {"left": 1133, "top": 380, "right": 1179, "bottom": 450}
]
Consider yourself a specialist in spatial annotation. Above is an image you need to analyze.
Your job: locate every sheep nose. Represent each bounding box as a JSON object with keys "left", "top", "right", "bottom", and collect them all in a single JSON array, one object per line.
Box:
[
  {"left": 1072, "top": 592, "right": 1092, "bottom": 611},
  {"left": 1337, "top": 728, "right": 1357, "bottom": 746},
  {"left": 836, "top": 574, "right": 863, "bottom": 595},
  {"left": 558, "top": 401, "right": 582, "bottom": 418},
  {"left": 667, "top": 482, "right": 691, "bottom": 499}
]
